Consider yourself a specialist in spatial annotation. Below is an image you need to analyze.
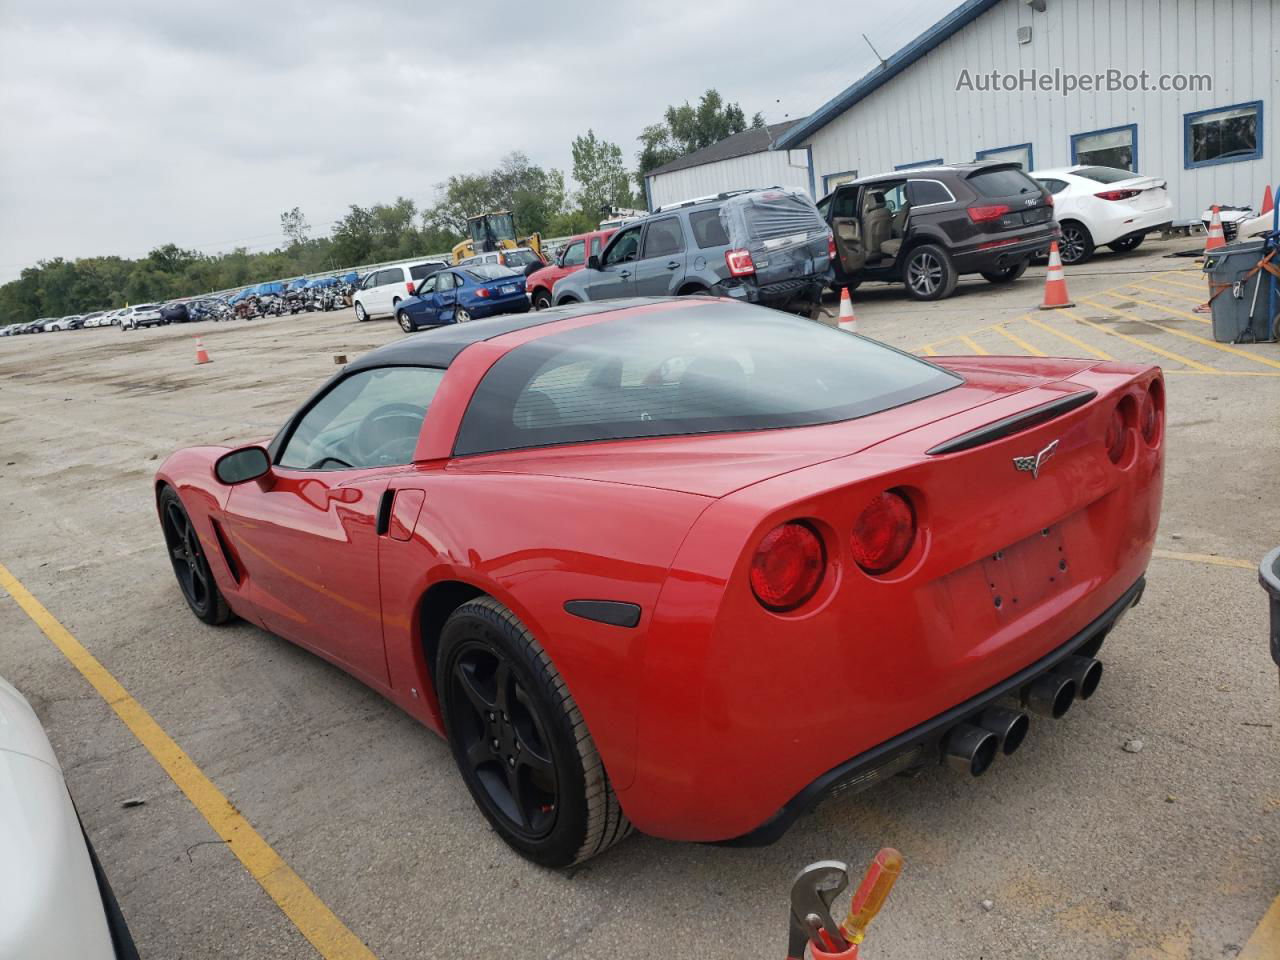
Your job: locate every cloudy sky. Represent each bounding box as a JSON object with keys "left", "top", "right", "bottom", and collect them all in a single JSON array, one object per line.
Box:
[{"left": 0, "top": 0, "right": 954, "bottom": 281}]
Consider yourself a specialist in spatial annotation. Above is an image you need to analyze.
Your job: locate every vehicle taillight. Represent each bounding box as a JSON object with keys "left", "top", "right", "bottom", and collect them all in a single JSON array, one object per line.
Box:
[
  {"left": 1104, "top": 405, "right": 1128, "bottom": 463},
  {"left": 476, "top": 287, "right": 491, "bottom": 298},
  {"left": 851, "top": 491, "right": 916, "bottom": 575},
  {"left": 1095, "top": 189, "right": 1141, "bottom": 201},
  {"left": 967, "top": 204, "right": 1011, "bottom": 223},
  {"left": 1139, "top": 383, "right": 1162, "bottom": 445},
  {"left": 725, "top": 248, "right": 755, "bottom": 277},
  {"left": 749, "top": 521, "right": 825, "bottom": 611},
  {"left": 1045, "top": 193, "right": 1054, "bottom": 207},
  {"left": 827, "top": 232, "right": 837, "bottom": 260},
  {"left": 406, "top": 281, "right": 416, "bottom": 295}
]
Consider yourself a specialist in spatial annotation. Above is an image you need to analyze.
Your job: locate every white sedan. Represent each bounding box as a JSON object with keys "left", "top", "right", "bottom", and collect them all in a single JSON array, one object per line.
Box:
[
  {"left": 1032, "top": 165, "right": 1174, "bottom": 265},
  {"left": 0, "top": 676, "right": 136, "bottom": 958}
]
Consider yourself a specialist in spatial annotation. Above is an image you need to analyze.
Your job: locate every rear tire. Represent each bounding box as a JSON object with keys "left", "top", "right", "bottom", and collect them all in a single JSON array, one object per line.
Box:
[
  {"left": 902, "top": 244, "right": 958, "bottom": 301},
  {"left": 354, "top": 301, "right": 369, "bottom": 322},
  {"left": 1108, "top": 234, "right": 1144, "bottom": 253},
  {"left": 438, "top": 597, "right": 631, "bottom": 867},
  {"left": 1058, "top": 221, "right": 1095, "bottom": 265},
  {"left": 980, "top": 260, "right": 1029, "bottom": 284}
]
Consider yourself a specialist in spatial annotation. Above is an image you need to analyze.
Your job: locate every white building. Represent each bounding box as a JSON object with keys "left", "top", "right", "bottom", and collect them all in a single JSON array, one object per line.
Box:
[
  {"left": 643, "top": 121, "right": 816, "bottom": 210},
  {"left": 753, "top": 0, "right": 1273, "bottom": 224}
]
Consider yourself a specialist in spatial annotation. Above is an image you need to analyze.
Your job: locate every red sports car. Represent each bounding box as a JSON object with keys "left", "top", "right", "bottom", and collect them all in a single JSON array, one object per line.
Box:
[{"left": 156, "top": 297, "right": 1164, "bottom": 867}]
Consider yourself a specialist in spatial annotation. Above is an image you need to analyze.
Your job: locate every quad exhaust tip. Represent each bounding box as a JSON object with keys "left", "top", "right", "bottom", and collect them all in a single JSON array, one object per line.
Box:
[
  {"left": 943, "top": 723, "right": 999, "bottom": 777},
  {"left": 976, "top": 706, "right": 1031, "bottom": 755},
  {"left": 1025, "top": 673, "right": 1077, "bottom": 719},
  {"left": 1053, "top": 655, "right": 1103, "bottom": 700}
]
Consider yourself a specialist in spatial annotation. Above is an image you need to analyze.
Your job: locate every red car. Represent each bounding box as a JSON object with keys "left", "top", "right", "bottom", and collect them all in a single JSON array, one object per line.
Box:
[
  {"left": 525, "top": 229, "right": 614, "bottom": 310},
  {"left": 155, "top": 298, "right": 1163, "bottom": 867}
]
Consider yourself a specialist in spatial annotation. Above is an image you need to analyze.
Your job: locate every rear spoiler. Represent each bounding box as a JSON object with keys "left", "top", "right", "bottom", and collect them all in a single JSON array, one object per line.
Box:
[{"left": 926, "top": 390, "right": 1097, "bottom": 455}]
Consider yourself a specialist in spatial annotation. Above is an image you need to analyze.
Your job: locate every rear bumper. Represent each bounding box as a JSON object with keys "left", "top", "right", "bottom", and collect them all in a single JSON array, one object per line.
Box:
[
  {"left": 722, "top": 574, "right": 1146, "bottom": 846},
  {"left": 952, "top": 226, "right": 1058, "bottom": 274}
]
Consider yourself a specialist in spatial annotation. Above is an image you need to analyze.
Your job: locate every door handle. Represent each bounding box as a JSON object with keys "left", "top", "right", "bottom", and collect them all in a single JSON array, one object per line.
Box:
[
  {"left": 666, "top": 261, "right": 680, "bottom": 270},
  {"left": 619, "top": 270, "right": 631, "bottom": 278}
]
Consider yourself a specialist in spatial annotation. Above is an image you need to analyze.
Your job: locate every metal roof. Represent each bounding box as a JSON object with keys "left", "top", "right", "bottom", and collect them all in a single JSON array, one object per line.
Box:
[
  {"left": 775, "top": 0, "right": 1004, "bottom": 149},
  {"left": 647, "top": 120, "right": 804, "bottom": 178}
]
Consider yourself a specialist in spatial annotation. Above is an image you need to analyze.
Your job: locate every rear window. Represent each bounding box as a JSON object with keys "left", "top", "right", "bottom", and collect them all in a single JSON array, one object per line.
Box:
[
  {"left": 906, "top": 180, "right": 953, "bottom": 205},
  {"left": 465, "top": 265, "right": 520, "bottom": 280},
  {"left": 410, "top": 263, "right": 445, "bottom": 280},
  {"left": 454, "top": 304, "right": 960, "bottom": 455},
  {"left": 741, "top": 192, "right": 827, "bottom": 241},
  {"left": 689, "top": 209, "right": 729, "bottom": 248},
  {"left": 1072, "top": 166, "right": 1138, "bottom": 184},
  {"left": 968, "top": 168, "right": 1041, "bottom": 198},
  {"left": 503, "top": 250, "right": 541, "bottom": 267}
]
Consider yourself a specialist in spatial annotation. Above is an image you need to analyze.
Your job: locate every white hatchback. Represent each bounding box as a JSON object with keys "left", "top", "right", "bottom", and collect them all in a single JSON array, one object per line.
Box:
[
  {"left": 1032, "top": 165, "right": 1174, "bottom": 265},
  {"left": 352, "top": 262, "right": 449, "bottom": 322}
]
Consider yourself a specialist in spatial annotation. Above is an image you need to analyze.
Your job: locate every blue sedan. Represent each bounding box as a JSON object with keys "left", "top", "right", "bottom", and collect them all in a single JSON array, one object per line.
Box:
[{"left": 395, "top": 265, "right": 529, "bottom": 332}]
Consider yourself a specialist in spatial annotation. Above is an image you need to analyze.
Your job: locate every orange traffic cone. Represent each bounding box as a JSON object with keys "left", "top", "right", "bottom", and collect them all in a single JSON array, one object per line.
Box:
[
  {"left": 1038, "top": 240, "right": 1074, "bottom": 310},
  {"left": 194, "top": 337, "right": 211, "bottom": 365},
  {"left": 837, "top": 287, "right": 858, "bottom": 333},
  {"left": 1261, "top": 184, "right": 1275, "bottom": 216},
  {"left": 1203, "top": 204, "right": 1226, "bottom": 254}
]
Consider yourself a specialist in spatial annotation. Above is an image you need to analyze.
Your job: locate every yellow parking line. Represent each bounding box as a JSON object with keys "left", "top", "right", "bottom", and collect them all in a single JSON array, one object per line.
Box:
[
  {"left": 1163, "top": 369, "right": 1280, "bottom": 377},
  {"left": 1151, "top": 548, "right": 1255, "bottom": 571},
  {"left": 1026, "top": 316, "right": 1114, "bottom": 360},
  {"left": 992, "top": 322, "right": 1046, "bottom": 356},
  {"left": 1090, "top": 291, "right": 1209, "bottom": 326},
  {"left": 1241, "top": 893, "right": 1280, "bottom": 960},
  {"left": 1061, "top": 308, "right": 1217, "bottom": 371},
  {"left": 1087, "top": 296, "right": 1280, "bottom": 371},
  {"left": 1107, "top": 292, "right": 1212, "bottom": 325},
  {"left": 1149, "top": 274, "right": 1207, "bottom": 292},
  {"left": 1127, "top": 282, "right": 1207, "bottom": 306},
  {"left": 920, "top": 344, "right": 938, "bottom": 356},
  {"left": 0, "top": 561, "right": 378, "bottom": 960},
  {"left": 958, "top": 335, "right": 989, "bottom": 355}
]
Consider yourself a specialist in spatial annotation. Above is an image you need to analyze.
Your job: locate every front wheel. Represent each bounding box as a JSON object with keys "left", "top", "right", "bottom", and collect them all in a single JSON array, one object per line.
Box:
[
  {"left": 1057, "top": 221, "right": 1095, "bottom": 265},
  {"left": 532, "top": 290, "right": 552, "bottom": 311},
  {"left": 980, "top": 260, "right": 1029, "bottom": 284},
  {"left": 397, "top": 310, "right": 415, "bottom": 333},
  {"left": 439, "top": 597, "right": 631, "bottom": 867},
  {"left": 159, "top": 487, "right": 231, "bottom": 626},
  {"left": 354, "top": 301, "right": 369, "bottom": 322},
  {"left": 902, "top": 244, "right": 958, "bottom": 301},
  {"left": 1108, "top": 234, "right": 1144, "bottom": 253}
]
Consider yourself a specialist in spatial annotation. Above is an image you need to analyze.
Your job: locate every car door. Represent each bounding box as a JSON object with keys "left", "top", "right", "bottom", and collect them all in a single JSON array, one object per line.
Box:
[
  {"left": 359, "top": 271, "right": 383, "bottom": 315},
  {"left": 414, "top": 274, "right": 440, "bottom": 323},
  {"left": 436, "top": 271, "right": 460, "bottom": 321},
  {"left": 584, "top": 224, "right": 641, "bottom": 300},
  {"left": 632, "top": 216, "right": 687, "bottom": 296},
  {"left": 220, "top": 365, "right": 446, "bottom": 685},
  {"left": 829, "top": 185, "right": 866, "bottom": 275}
]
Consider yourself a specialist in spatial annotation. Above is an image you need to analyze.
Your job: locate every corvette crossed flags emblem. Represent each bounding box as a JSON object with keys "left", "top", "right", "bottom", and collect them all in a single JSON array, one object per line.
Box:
[{"left": 1012, "top": 439, "right": 1059, "bottom": 479}]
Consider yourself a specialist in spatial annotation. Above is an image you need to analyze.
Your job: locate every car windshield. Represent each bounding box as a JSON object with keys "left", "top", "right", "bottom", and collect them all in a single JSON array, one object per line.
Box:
[
  {"left": 454, "top": 303, "right": 961, "bottom": 455},
  {"left": 503, "top": 250, "right": 541, "bottom": 267},
  {"left": 1073, "top": 166, "right": 1139, "bottom": 184},
  {"left": 465, "top": 265, "right": 521, "bottom": 281}
]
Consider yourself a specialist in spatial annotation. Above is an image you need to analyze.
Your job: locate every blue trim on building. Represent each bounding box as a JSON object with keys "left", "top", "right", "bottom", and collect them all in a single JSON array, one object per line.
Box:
[
  {"left": 975, "top": 142, "right": 1034, "bottom": 170},
  {"left": 1070, "top": 123, "right": 1139, "bottom": 173},
  {"left": 894, "top": 158, "right": 943, "bottom": 170},
  {"left": 774, "top": 0, "right": 1004, "bottom": 149},
  {"left": 1183, "top": 100, "right": 1264, "bottom": 169}
]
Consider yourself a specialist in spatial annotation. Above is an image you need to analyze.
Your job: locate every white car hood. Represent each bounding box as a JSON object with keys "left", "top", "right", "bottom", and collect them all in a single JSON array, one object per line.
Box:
[{"left": 0, "top": 677, "right": 115, "bottom": 960}]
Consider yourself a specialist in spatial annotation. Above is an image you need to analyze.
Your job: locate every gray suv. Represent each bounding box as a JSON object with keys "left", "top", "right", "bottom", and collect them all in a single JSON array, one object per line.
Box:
[{"left": 552, "top": 189, "right": 832, "bottom": 315}]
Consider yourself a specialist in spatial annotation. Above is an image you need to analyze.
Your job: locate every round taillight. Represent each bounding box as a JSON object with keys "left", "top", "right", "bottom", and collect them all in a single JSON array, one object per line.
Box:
[
  {"left": 1105, "top": 405, "right": 1127, "bottom": 463},
  {"left": 1139, "top": 388, "right": 1159, "bottom": 445},
  {"left": 851, "top": 491, "right": 916, "bottom": 575},
  {"left": 749, "top": 522, "right": 826, "bottom": 611}
]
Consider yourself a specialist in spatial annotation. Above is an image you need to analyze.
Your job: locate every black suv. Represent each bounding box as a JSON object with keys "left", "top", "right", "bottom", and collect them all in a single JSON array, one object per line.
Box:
[
  {"left": 817, "top": 163, "right": 1056, "bottom": 301},
  {"left": 553, "top": 188, "right": 832, "bottom": 316}
]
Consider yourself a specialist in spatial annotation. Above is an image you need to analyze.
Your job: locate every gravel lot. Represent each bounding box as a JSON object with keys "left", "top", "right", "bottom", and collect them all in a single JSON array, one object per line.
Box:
[{"left": 1, "top": 239, "right": 1277, "bottom": 959}]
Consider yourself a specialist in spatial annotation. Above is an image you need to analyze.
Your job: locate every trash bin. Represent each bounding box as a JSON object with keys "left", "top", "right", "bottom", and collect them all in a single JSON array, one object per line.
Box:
[
  {"left": 1203, "top": 239, "right": 1276, "bottom": 343},
  {"left": 1261, "top": 546, "right": 1280, "bottom": 691}
]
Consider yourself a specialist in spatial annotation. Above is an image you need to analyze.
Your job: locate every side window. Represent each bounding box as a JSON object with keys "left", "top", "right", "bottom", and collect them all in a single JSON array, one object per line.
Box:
[
  {"left": 641, "top": 217, "right": 686, "bottom": 258},
  {"left": 558, "top": 240, "right": 583, "bottom": 267},
  {"left": 590, "top": 236, "right": 603, "bottom": 257},
  {"left": 418, "top": 275, "right": 438, "bottom": 296},
  {"left": 830, "top": 187, "right": 859, "bottom": 220},
  {"left": 361, "top": 274, "right": 377, "bottom": 289},
  {"left": 437, "top": 273, "right": 456, "bottom": 291},
  {"left": 1037, "top": 178, "right": 1069, "bottom": 195},
  {"left": 906, "top": 180, "right": 952, "bottom": 205},
  {"left": 875, "top": 183, "right": 908, "bottom": 212},
  {"left": 379, "top": 269, "right": 399, "bottom": 287},
  {"left": 688, "top": 209, "right": 729, "bottom": 248},
  {"left": 603, "top": 226, "right": 642, "bottom": 266},
  {"left": 278, "top": 367, "right": 446, "bottom": 471}
]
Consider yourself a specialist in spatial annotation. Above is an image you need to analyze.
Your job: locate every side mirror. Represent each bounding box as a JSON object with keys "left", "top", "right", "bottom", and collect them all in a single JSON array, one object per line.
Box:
[
  {"left": 215, "top": 445, "right": 272, "bottom": 485},
  {"left": 587, "top": 254, "right": 601, "bottom": 271}
]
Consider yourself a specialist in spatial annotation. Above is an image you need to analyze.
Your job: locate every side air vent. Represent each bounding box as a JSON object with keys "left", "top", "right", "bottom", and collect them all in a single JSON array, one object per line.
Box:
[
  {"left": 927, "top": 390, "right": 1097, "bottom": 455},
  {"left": 210, "top": 518, "right": 243, "bottom": 584}
]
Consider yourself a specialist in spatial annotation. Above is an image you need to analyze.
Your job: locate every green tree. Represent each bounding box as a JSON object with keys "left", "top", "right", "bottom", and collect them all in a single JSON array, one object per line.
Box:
[
  {"left": 571, "top": 129, "right": 637, "bottom": 218},
  {"left": 280, "top": 206, "right": 310, "bottom": 247},
  {"left": 635, "top": 89, "right": 754, "bottom": 191}
]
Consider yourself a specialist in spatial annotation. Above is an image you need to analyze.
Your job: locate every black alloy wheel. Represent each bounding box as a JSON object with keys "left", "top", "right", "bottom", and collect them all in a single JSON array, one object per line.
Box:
[
  {"left": 159, "top": 487, "right": 230, "bottom": 625},
  {"left": 1058, "top": 222, "right": 1095, "bottom": 265}
]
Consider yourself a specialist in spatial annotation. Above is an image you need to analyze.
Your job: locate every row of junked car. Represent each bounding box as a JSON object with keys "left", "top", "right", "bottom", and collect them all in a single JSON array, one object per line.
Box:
[
  {"left": 351, "top": 161, "right": 1175, "bottom": 334},
  {"left": 0, "top": 298, "right": 231, "bottom": 337}
]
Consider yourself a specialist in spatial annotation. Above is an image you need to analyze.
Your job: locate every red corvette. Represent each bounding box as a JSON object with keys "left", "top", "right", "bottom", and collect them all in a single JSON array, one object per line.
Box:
[{"left": 156, "top": 297, "right": 1163, "bottom": 867}]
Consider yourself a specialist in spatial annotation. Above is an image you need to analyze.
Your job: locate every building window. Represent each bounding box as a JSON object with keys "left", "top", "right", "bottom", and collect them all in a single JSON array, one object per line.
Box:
[
  {"left": 894, "top": 158, "right": 943, "bottom": 170},
  {"left": 822, "top": 170, "right": 858, "bottom": 193},
  {"left": 1070, "top": 124, "right": 1137, "bottom": 172},
  {"left": 1184, "top": 101, "right": 1263, "bottom": 168},
  {"left": 975, "top": 142, "right": 1034, "bottom": 171}
]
